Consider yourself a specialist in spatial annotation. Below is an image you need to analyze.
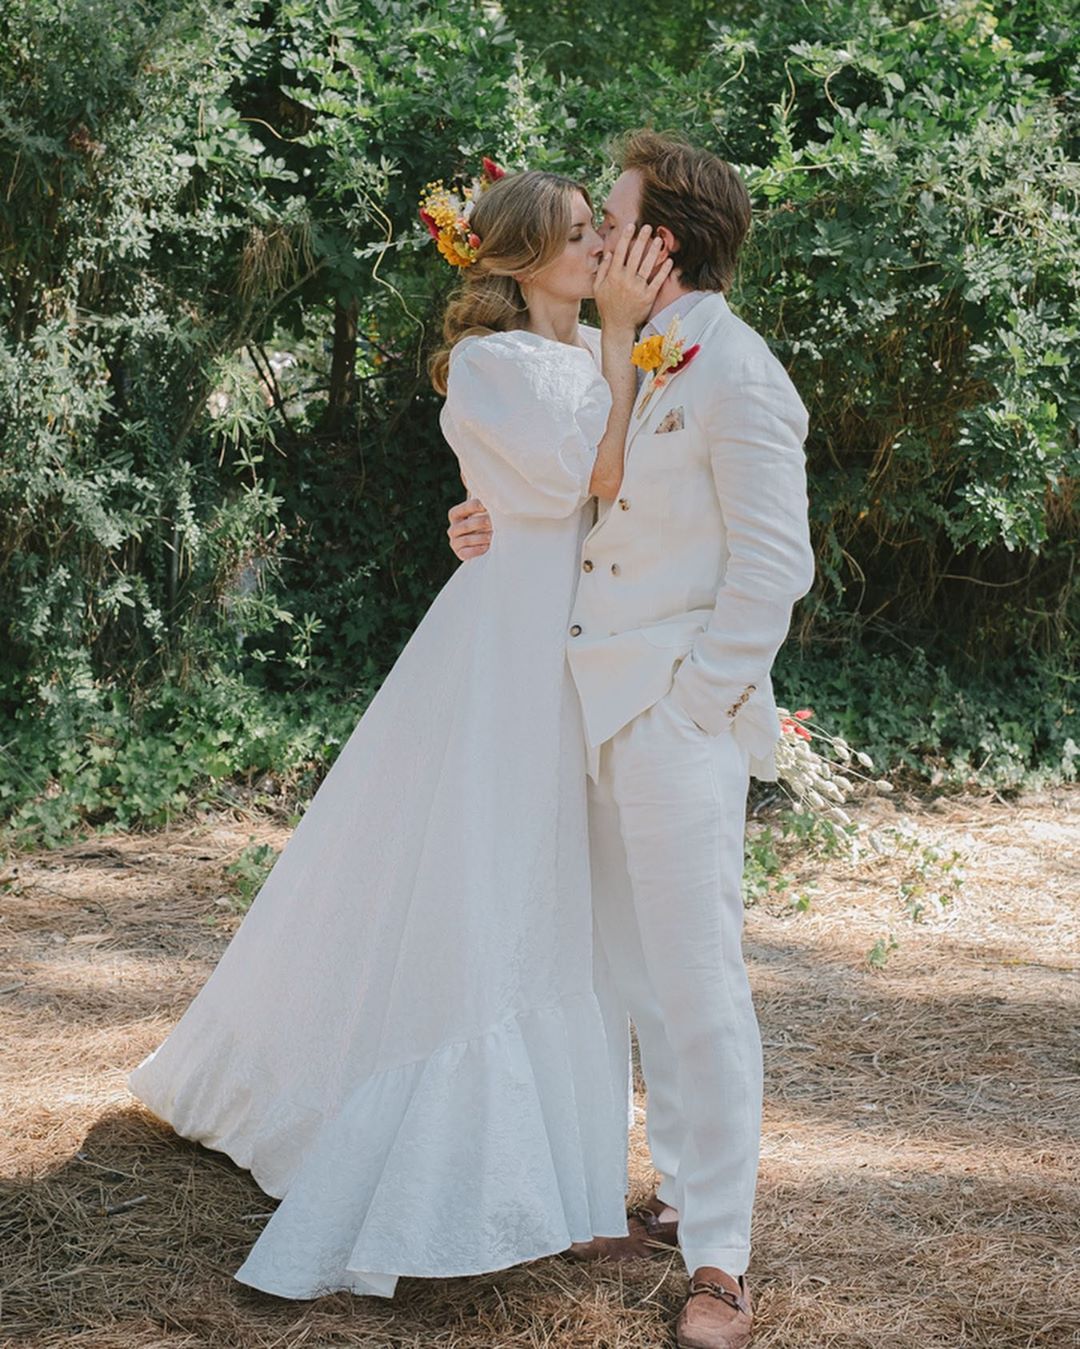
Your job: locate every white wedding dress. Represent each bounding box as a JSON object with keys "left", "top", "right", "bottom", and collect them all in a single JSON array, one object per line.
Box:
[{"left": 128, "top": 326, "right": 630, "bottom": 1299}]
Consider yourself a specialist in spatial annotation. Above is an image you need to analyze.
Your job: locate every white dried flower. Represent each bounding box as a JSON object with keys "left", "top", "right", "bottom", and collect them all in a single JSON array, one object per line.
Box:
[{"left": 773, "top": 708, "right": 891, "bottom": 827}]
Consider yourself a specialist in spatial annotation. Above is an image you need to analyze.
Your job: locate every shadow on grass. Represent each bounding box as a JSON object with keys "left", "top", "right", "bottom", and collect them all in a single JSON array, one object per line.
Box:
[{"left": 2, "top": 1084, "right": 1077, "bottom": 1349}]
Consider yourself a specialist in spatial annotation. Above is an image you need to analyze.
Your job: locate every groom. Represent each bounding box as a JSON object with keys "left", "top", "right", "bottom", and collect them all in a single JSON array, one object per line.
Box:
[{"left": 448, "top": 130, "right": 814, "bottom": 1349}]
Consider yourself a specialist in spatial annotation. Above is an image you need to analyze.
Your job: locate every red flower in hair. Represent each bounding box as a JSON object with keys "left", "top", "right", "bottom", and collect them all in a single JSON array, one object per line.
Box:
[
  {"left": 418, "top": 208, "right": 440, "bottom": 240},
  {"left": 482, "top": 157, "right": 506, "bottom": 181}
]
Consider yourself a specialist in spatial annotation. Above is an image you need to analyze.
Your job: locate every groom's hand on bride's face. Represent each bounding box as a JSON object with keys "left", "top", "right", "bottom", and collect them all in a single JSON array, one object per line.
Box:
[{"left": 448, "top": 498, "right": 492, "bottom": 561}]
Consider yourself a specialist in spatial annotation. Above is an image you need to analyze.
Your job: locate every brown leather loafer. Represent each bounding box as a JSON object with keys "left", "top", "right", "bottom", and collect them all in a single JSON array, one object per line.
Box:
[
  {"left": 563, "top": 1214, "right": 657, "bottom": 1261},
  {"left": 675, "top": 1267, "right": 753, "bottom": 1349},
  {"left": 629, "top": 1194, "right": 679, "bottom": 1248}
]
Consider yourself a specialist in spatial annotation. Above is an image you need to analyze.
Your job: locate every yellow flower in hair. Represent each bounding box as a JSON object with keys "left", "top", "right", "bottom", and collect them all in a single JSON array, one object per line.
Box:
[{"left": 419, "top": 159, "right": 505, "bottom": 269}]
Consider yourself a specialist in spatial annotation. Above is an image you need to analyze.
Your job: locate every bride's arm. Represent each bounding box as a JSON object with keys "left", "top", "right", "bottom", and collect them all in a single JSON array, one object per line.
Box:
[
  {"left": 587, "top": 323, "right": 635, "bottom": 500},
  {"left": 588, "top": 225, "right": 672, "bottom": 500},
  {"left": 443, "top": 228, "right": 670, "bottom": 547}
]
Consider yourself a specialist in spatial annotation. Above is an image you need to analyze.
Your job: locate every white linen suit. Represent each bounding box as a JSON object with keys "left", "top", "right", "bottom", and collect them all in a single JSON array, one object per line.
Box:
[{"left": 567, "top": 292, "right": 815, "bottom": 1275}]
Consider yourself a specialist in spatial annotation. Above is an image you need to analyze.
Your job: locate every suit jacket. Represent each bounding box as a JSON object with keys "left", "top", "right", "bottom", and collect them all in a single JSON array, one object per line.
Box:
[{"left": 566, "top": 292, "right": 815, "bottom": 779}]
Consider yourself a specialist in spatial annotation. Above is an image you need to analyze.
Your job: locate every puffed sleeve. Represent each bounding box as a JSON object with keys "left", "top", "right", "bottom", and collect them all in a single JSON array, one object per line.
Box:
[{"left": 439, "top": 331, "right": 612, "bottom": 519}]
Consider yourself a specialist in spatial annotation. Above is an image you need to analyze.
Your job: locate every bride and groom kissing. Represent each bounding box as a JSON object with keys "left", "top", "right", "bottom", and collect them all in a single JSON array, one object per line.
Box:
[{"left": 128, "top": 130, "right": 814, "bottom": 1349}]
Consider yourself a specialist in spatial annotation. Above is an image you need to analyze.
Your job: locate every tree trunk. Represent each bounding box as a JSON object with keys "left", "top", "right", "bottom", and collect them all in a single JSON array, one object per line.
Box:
[{"left": 323, "top": 298, "right": 358, "bottom": 433}]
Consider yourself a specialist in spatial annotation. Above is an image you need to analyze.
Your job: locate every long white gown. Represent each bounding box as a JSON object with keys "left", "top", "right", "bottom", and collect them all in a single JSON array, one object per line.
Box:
[{"left": 127, "top": 326, "right": 630, "bottom": 1299}]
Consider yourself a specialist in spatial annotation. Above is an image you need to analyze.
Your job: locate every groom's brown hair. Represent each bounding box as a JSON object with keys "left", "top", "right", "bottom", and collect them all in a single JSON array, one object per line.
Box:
[{"left": 618, "top": 130, "right": 751, "bottom": 294}]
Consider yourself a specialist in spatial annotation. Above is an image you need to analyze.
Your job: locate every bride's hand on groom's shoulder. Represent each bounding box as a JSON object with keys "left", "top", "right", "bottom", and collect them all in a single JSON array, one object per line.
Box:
[
  {"left": 448, "top": 498, "right": 492, "bottom": 561},
  {"left": 593, "top": 224, "right": 673, "bottom": 333}
]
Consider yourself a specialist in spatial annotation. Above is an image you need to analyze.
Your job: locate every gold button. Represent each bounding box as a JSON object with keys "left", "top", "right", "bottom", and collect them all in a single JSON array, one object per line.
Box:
[
  {"left": 582, "top": 560, "right": 594, "bottom": 572},
  {"left": 618, "top": 498, "right": 630, "bottom": 511},
  {"left": 610, "top": 563, "right": 620, "bottom": 576},
  {"left": 569, "top": 624, "right": 582, "bottom": 637}
]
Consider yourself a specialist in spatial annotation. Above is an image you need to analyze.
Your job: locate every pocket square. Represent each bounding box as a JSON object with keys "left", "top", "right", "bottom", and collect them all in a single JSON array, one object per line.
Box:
[{"left": 655, "top": 406, "right": 684, "bottom": 434}]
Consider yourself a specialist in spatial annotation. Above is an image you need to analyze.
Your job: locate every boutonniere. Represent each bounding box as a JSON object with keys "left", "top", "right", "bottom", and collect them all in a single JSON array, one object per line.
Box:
[{"left": 631, "top": 317, "right": 701, "bottom": 419}]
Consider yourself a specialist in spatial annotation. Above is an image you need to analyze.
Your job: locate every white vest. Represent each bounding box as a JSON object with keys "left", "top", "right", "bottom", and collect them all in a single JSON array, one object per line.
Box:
[{"left": 566, "top": 294, "right": 815, "bottom": 779}]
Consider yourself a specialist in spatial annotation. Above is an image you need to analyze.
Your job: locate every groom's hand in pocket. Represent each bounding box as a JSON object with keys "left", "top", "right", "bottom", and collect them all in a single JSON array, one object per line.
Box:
[{"left": 448, "top": 497, "right": 492, "bottom": 561}]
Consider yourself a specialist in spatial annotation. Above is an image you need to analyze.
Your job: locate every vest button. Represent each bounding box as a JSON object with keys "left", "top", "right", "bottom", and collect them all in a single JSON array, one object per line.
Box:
[
  {"left": 582, "top": 559, "right": 593, "bottom": 572},
  {"left": 610, "top": 563, "right": 621, "bottom": 576},
  {"left": 618, "top": 498, "right": 630, "bottom": 511},
  {"left": 569, "top": 624, "right": 582, "bottom": 637}
]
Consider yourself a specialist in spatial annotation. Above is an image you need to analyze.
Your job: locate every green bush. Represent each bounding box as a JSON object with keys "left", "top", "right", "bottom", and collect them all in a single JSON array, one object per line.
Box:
[
  {"left": 773, "top": 643, "right": 1079, "bottom": 790},
  {"left": 1, "top": 0, "right": 1077, "bottom": 842}
]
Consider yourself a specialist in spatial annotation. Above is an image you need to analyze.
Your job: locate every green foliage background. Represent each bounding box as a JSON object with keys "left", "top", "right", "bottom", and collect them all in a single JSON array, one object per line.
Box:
[{"left": 1, "top": 0, "right": 1077, "bottom": 840}]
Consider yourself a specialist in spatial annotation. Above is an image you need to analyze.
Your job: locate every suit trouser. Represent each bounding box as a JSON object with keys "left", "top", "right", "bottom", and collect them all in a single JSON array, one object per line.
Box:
[{"left": 588, "top": 692, "right": 762, "bottom": 1276}]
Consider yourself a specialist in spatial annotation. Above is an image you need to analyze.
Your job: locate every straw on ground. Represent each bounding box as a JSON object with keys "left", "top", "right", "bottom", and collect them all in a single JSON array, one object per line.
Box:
[{"left": 1, "top": 788, "right": 1077, "bottom": 1348}]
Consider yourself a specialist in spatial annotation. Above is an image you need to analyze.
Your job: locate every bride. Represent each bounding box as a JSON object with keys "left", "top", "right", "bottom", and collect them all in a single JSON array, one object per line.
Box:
[{"left": 128, "top": 167, "right": 672, "bottom": 1298}]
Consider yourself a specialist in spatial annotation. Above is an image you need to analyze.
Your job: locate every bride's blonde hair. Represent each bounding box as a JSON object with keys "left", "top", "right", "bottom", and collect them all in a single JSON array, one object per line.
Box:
[{"left": 429, "top": 170, "right": 592, "bottom": 396}]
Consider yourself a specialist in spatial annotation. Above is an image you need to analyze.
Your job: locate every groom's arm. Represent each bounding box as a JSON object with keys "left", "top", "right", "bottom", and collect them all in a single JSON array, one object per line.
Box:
[
  {"left": 668, "top": 354, "right": 815, "bottom": 736},
  {"left": 447, "top": 498, "right": 492, "bottom": 561}
]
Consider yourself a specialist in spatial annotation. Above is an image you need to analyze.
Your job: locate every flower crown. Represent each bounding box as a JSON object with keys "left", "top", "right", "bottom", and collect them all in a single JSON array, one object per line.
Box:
[{"left": 419, "top": 157, "right": 505, "bottom": 268}]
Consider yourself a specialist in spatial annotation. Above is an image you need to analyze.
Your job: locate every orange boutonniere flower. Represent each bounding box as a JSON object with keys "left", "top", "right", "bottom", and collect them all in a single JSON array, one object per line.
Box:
[
  {"left": 630, "top": 333, "right": 665, "bottom": 372},
  {"left": 633, "top": 317, "right": 700, "bottom": 417}
]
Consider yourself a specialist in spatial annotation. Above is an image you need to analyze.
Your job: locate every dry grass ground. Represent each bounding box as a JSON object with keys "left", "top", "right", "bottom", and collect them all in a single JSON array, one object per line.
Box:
[{"left": 1, "top": 789, "right": 1078, "bottom": 1348}]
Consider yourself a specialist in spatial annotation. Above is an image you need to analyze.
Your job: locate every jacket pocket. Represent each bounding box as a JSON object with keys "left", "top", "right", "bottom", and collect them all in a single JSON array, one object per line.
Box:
[{"left": 638, "top": 612, "right": 710, "bottom": 649}]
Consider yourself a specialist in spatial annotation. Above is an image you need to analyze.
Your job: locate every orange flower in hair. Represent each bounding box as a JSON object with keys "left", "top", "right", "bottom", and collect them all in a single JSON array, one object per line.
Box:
[{"left": 419, "top": 158, "right": 506, "bottom": 268}]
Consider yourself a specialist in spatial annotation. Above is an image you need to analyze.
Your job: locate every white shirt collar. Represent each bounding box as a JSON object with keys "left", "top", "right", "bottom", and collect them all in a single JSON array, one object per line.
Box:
[{"left": 641, "top": 290, "right": 710, "bottom": 340}]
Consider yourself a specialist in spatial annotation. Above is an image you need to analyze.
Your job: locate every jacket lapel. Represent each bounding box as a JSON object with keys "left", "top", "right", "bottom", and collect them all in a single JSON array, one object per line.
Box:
[
  {"left": 624, "top": 293, "right": 730, "bottom": 455},
  {"left": 582, "top": 294, "right": 733, "bottom": 545}
]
